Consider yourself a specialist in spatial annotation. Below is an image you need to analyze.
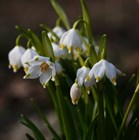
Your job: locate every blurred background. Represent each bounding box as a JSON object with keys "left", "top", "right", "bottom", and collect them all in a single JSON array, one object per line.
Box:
[{"left": 0, "top": 0, "right": 139, "bottom": 139}]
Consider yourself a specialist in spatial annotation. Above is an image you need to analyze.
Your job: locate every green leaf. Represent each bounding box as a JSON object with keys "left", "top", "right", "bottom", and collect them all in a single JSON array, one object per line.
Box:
[
  {"left": 40, "top": 24, "right": 59, "bottom": 42},
  {"left": 28, "top": 29, "right": 44, "bottom": 55},
  {"left": 25, "top": 133, "right": 35, "bottom": 140},
  {"left": 15, "top": 25, "right": 30, "bottom": 39},
  {"left": 104, "top": 90, "right": 118, "bottom": 134},
  {"left": 50, "top": 0, "right": 70, "bottom": 29},
  {"left": 116, "top": 84, "right": 139, "bottom": 140},
  {"left": 80, "top": 0, "right": 93, "bottom": 43},
  {"left": 21, "top": 115, "right": 46, "bottom": 140},
  {"left": 41, "top": 31, "right": 55, "bottom": 61},
  {"left": 83, "top": 116, "right": 97, "bottom": 140},
  {"left": 122, "top": 74, "right": 135, "bottom": 104},
  {"left": 47, "top": 82, "right": 65, "bottom": 136},
  {"left": 80, "top": 0, "right": 97, "bottom": 63},
  {"left": 55, "top": 85, "right": 78, "bottom": 140},
  {"left": 136, "top": 67, "right": 139, "bottom": 85},
  {"left": 31, "top": 99, "right": 61, "bottom": 140}
]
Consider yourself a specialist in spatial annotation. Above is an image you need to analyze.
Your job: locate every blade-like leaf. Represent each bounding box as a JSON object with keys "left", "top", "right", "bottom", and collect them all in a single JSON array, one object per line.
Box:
[
  {"left": 136, "top": 67, "right": 139, "bottom": 85},
  {"left": 31, "top": 99, "right": 61, "bottom": 140},
  {"left": 40, "top": 24, "right": 59, "bottom": 42},
  {"left": 15, "top": 25, "right": 30, "bottom": 39},
  {"left": 41, "top": 31, "right": 55, "bottom": 61},
  {"left": 80, "top": 0, "right": 97, "bottom": 63},
  {"left": 21, "top": 115, "right": 46, "bottom": 140},
  {"left": 28, "top": 29, "right": 44, "bottom": 55},
  {"left": 83, "top": 116, "right": 97, "bottom": 140},
  {"left": 25, "top": 133, "right": 35, "bottom": 140},
  {"left": 50, "top": 0, "right": 70, "bottom": 29}
]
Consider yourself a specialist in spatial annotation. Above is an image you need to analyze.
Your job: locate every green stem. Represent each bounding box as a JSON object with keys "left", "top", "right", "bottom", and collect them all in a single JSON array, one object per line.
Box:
[
  {"left": 15, "top": 34, "right": 23, "bottom": 46},
  {"left": 116, "top": 84, "right": 139, "bottom": 140},
  {"left": 72, "top": 19, "right": 85, "bottom": 29},
  {"left": 56, "top": 85, "right": 73, "bottom": 140},
  {"left": 56, "top": 18, "right": 61, "bottom": 26},
  {"left": 97, "top": 84, "right": 105, "bottom": 140},
  {"left": 55, "top": 76, "right": 76, "bottom": 140},
  {"left": 80, "top": 0, "right": 98, "bottom": 63},
  {"left": 47, "top": 83, "right": 64, "bottom": 136},
  {"left": 78, "top": 56, "right": 84, "bottom": 67},
  {"left": 27, "top": 39, "right": 32, "bottom": 48}
]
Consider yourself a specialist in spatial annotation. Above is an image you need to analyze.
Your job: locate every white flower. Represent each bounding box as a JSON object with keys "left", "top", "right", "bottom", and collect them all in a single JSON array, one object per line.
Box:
[
  {"left": 77, "top": 66, "right": 90, "bottom": 86},
  {"left": 84, "top": 76, "right": 96, "bottom": 90},
  {"left": 52, "top": 43, "right": 60, "bottom": 58},
  {"left": 21, "top": 48, "right": 38, "bottom": 72},
  {"left": 48, "top": 26, "right": 65, "bottom": 42},
  {"left": 55, "top": 61, "right": 63, "bottom": 74},
  {"left": 60, "top": 28, "right": 82, "bottom": 53},
  {"left": 52, "top": 43, "right": 68, "bottom": 59},
  {"left": 53, "top": 26, "right": 66, "bottom": 38},
  {"left": 86, "top": 59, "right": 125, "bottom": 86},
  {"left": 8, "top": 46, "right": 26, "bottom": 72},
  {"left": 70, "top": 83, "right": 82, "bottom": 105},
  {"left": 24, "top": 55, "right": 56, "bottom": 88}
]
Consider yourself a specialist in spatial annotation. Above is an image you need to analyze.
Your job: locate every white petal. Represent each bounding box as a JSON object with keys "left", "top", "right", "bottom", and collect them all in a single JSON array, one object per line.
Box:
[
  {"left": 39, "top": 68, "right": 52, "bottom": 86},
  {"left": 52, "top": 43, "right": 61, "bottom": 58},
  {"left": 24, "top": 64, "right": 41, "bottom": 79},
  {"left": 8, "top": 46, "right": 25, "bottom": 69},
  {"left": 53, "top": 26, "right": 65, "bottom": 38},
  {"left": 105, "top": 61, "right": 117, "bottom": 85},
  {"left": 93, "top": 60, "right": 105, "bottom": 82},
  {"left": 66, "top": 29, "right": 82, "bottom": 50},
  {"left": 55, "top": 61, "right": 63, "bottom": 74},
  {"left": 29, "top": 55, "right": 50, "bottom": 66},
  {"left": 60, "top": 31, "right": 68, "bottom": 46},
  {"left": 70, "top": 83, "right": 82, "bottom": 105},
  {"left": 50, "top": 63, "right": 56, "bottom": 80},
  {"left": 60, "top": 29, "right": 82, "bottom": 52},
  {"left": 77, "top": 67, "right": 84, "bottom": 79},
  {"left": 77, "top": 66, "right": 90, "bottom": 86},
  {"left": 84, "top": 76, "right": 96, "bottom": 88},
  {"left": 21, "top": 48, "right": 38, "bottom": 67}
]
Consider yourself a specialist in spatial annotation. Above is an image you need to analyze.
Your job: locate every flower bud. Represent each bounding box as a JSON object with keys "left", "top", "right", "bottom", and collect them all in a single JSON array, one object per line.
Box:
[{"left": 70, "top": 83, "right": 82, "bottom": 105}]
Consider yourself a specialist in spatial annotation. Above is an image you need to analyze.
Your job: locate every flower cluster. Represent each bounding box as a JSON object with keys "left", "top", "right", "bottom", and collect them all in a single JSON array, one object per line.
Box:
[
  {"left": 70, "top": 59, "right": 124, "bottom": 104},
  {"left": 8, "top": 45, "right": 56, "bottom": 87},
  {"left": 8, "top": 0, "right": 139, "bottom": 140},
  {"left": 8, "top": 25, "right": 124, "bottom": 105}
]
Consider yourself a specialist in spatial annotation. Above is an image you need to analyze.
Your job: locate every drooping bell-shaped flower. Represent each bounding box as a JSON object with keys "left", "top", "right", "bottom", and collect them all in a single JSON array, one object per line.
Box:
[
  {"left": 86, "top": 59, "right": 125, "bottom": 86},
  {"left": 24, "top": 55, "right": 56, "bottom": 88},
  {"left": 52, "top": 43, "right": 68, "bottom": 59},
  {"left": 53, "top": 26, "right": 66, "bottom": 38},
  {"left": 70, "top": 83, "right": 82, "bottom": 105},
  {"left": 60, "top": 28, "right": 82, "bottom": 53},
  {"left": 48, "top": 26, "right": 65, "bottom": 42},
  {"left": 77, "top": 66, "right": 91, "bottom": 86},
  {"left": 21, "top": 48, "right": 38, "bottom": 73},
  {"left": 8, "top": 46, "right": 26, "bottom": 72}
]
